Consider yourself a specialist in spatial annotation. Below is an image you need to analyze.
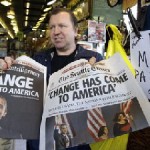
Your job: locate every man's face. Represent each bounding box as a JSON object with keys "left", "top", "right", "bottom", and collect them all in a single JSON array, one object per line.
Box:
[
  {"left": 60, "top": 125, "right": 68, "bottom": 134},
  {"left": 49, "top": 12, "right": 77, "bottom": 52},
  {"left": 0, "top": 98, "right": 6, "bottom": 119}
]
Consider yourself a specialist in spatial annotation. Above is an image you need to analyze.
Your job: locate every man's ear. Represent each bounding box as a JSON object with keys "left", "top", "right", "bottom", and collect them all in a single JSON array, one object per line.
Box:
[{"left": 74, "top": 27, "right": 78, "bottom": 37}]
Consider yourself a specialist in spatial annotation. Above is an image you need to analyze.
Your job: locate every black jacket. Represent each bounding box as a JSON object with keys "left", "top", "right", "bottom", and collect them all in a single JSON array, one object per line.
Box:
[{"left": 33, "top": 45, "right": 103, "bottom": 82}]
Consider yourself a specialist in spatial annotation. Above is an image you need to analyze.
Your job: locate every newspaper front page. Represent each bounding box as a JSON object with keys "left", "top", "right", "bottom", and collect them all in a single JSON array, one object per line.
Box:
[
  {"left": 40, "top": 53, "right": 150, "bottom": 150},
  {"left": 0, "top": 55, "right": 46, "bottom": 139}
]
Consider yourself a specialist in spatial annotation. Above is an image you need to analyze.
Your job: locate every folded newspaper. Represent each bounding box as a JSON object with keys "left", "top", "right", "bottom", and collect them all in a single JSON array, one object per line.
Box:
[
  {"left": 40, "top": 53, "right": 150, "bottom": 150},
  {"left": 0, "top": 55, "right": 46, "bottom": 139}
]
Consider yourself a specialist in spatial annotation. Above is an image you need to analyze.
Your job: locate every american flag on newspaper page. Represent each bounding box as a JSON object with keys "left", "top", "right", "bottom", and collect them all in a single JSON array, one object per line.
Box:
[{"left": 87, "top": 108, "right": 106, "bottom": 141}]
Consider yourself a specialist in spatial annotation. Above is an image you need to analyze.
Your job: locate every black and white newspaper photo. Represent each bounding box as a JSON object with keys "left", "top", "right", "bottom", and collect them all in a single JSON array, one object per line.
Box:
[
  {"left": 0, "top": 55, "right": 46, "bottom": 139},
  {"left": 40, "top": 53, "right": 150, "bottom": 150}
]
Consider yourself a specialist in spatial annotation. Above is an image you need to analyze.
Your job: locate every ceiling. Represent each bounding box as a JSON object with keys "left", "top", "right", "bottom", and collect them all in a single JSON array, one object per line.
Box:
[
  {"left": 0, "top": 0, "right": 46, "bottom": 36},
  {"left": 0, "top": 0, "right": 74, "bottom": 38}
]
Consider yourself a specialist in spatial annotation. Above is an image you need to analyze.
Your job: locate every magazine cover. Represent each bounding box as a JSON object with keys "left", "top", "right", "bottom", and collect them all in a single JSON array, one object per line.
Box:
[
  {"left": 40, "top": 53, "right": 150, "bottom": 150},
  {"left": 88, "top": 20, "right": 106, "bottom": 43},
  {"left": 0, "top": 56, "right": 46, "bottom": 139}
]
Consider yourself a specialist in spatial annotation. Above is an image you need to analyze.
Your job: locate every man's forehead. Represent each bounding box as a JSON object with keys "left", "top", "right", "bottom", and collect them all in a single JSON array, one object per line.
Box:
[
  {"left": 51, "top": 12, "right": 69, "bottom": 17},
  {"left": 49, "top": 12, "right": 70, "bottom": 22}
]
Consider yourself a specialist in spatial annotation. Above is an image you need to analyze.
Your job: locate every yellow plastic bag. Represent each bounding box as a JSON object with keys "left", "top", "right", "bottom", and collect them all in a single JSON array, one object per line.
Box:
[
  {"left": 90, "top": 134, "right": 128, "bottom": 150},
  {"left": 105, "top": 39, "right": 115, "bottom": 59},
  {"left": 106, "top": 24, "right": 135, "bottom": 76}
]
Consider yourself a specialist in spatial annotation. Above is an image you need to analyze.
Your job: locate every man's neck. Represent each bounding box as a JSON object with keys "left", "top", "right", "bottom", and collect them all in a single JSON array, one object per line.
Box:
[{"left": 56, "top": 45, "right": 76, "bottom": 56}]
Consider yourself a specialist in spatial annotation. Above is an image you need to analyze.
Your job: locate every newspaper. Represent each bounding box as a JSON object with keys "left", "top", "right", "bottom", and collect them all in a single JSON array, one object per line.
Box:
[
  {"left": 40, "top": 53, "right": 150, "bottom": 150},
  {"left": 0, "top": 55, "right": 46, "bottom": 139},
  {"left": 88, "top": 20, "right": 106, "bottom": 43},
  {"left": 130, "top": 30, "right": 150, "bottom": 101}
]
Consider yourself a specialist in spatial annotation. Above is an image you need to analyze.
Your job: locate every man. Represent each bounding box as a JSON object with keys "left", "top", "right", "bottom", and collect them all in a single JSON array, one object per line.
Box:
[
  {"left": 0, "top": 8, "right": 103, "bottom": 150},
  {"left": 54, "top": 124, "right": 72, "bottom": 150}
]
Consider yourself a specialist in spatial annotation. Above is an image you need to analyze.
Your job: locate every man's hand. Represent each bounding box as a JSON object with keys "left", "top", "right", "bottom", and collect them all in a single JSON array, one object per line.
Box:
[
  {"left": 88, "top": 57, "right": 96, "bottom": 65},
  {"left": 0, "top": 56, "right": 14, "bottom": 71},
  {"left": 88, "top": 57, "right": 105, "bottom": 66}
]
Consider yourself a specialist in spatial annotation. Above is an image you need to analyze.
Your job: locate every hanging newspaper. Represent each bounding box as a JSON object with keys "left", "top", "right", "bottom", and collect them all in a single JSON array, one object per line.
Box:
[
  {"left": 40, "top": 53, "right": 150, "bottom": 150},
  {"left": 0, "top": 55, "right": 46, "bottom": 139},
  {"left": 88, "top": 20, "right": 106, "bottom": 43},
  {"left": 130, "top": 30, "right": 150, "bottom": 101}
]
